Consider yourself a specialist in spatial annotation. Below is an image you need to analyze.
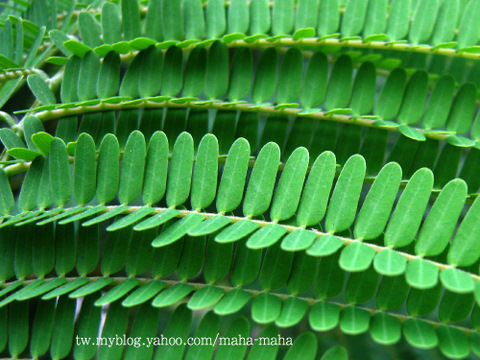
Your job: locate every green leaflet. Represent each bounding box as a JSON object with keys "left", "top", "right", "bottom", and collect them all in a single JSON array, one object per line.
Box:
[
  {"left": 102, "top": 2, "right": 122, "bottom": 44},
  {"left": 276, "top": 48, "right": 302, "bottom": 105},
  {"left": 138, "top": 46, "right": 163, "bottom": 98},
  {"left": 317, "top": 0, "right": 339, "bottom": 36},
  {"left": 124, "top": 303, "right": 160, "bottom": 360},
  {"left": 0, "top": 169, "right": 14, "bottom": 216},
  {"left": 206, "top": 0, "right": 226, "bottom": 39},
  {"left": 251, "top": 292, "right": 282, "bottom": 324},
  {"left": 215, "top": 219, "right": 259, "bottom": 243},
  {"left": 307, "top": 234, "right": 344, "bottom": 257},
  {"left": 409, "top": 0, "right": 440, "bottom": 45},
  {"left": 30, "top": 299, "right": 55, "bottom": 358},
  {"left": 373, "top": 249, "right": 407, "bottom": 277},
  {"left": 339, "top": 306, "right": 370, "bottom": 335},
  {"left": 448, "top": 196, "right": 480, "bottom": 266},
  {"left": 406, "top": 258, "right": 439, "bottom": 289},
  {"left": 324, "top": 55, "right": 353, "bottom": 111},
  {"left": 142, "top": 131, "right": 168, "bottom": 206},
  {"left": 300, "top": 52, "right": 328, "bottom": 109},
  {"left": 370, "top": 313, "right": 401, "bottom": 346},
  {"left": 315, "top": 251, "right": 345, "bottom": 299},
  {"left": 48, "top": 138, "right": 71, "bottom": 207},
  {"left": 243, "top": 142, "right": 280, "bottom": 217},
  {"left": 182, "top": 48, "right": 206, "bottom": 98},
  {"left": 73, "top": 133, "right": 96, "bottom": 205},
  {"left": 98, "top": 302, "right": 129, "bottom": 359},
  {"left": 107, "top": 207, "right": 155, "bottom": 232},
  {"left": 134, "top": 208, "right": 180, "bottom": 231},
  {"left": 61, "top": 56, "right": 81, "bottom": 103},
  {"left": 386, "top": 0, "right": 411, "bottom": 41},
  {"left": 309, "top": 301, "right": 340, "bottom": 331},
  {"left": 154, "top": 304, "right": 191, "bottom": 359},
  {"left": 184, "top": 0, "right": 205, "bottom": 40},
  {"left": 437, "top": 325, "right": 470, "bottom": 359},
  {"left": 271, "top": 147, "right": 309, "bottom": 222},
  {"left": 215, "top": 317, "right": 250, "bottom": 360},
  {"left": 354, "top": 162, "right": 402, "bottom": 240},
  {"left": 118, "top": 131, "right": 146, "bottom": 205},
  {"left": 246, "top": 224, "right": 287, "bottom": 249},
  {"left": 281, "top": 229, "right": 317, "bottom": 252},
  {"left": 79, "top": 12, "right": 102, "bottom": 48},
  {"left": 320, "top": 346, "right": 348, "bottom": 360},
  {"left": 161, "top": 47, "right": 183, "bottom": 97},
  {"left": 295, "top": 0, "right": 319, "bottom": 31},
  {"left": 228, "top": 47, "right": 252, "bottom": 101},
  {"left": 187, "top": 285, "right": 224, "bottom": 310},
  {"left": 397, "top": 71, "right": 429, "bottom": 125},
  {"left": 271, "top": 0, "right": 294, "bottom": 35},
  {"left": 161, "top": 0, "right": 183, "bottom": 40},
  {"left": 122, "top": 280, "right": 166, "bottom": 307},
  {"left": 446, "top": 83, "right": 477, "bottom": 134},
  {"left": 325, "top": 154, "right": 366, "bottom": 233},
  {"left": 252, "top": 48, "right": 278, "bottom": 104},
  {"left": 191, "top": 134, "right": 219, "bottom": 211},
  {"left": 276, "top": 297, "right": 308, "bottom": 328},
  {"left": 440, "top": 267, "right": 475, "bottom": 294},
  {"left": 27, "top": 74, "right": 56, "bottom": 105},
  {"left": 204, "top": 239, "right": 233, "bottom": 283},
  {"left": 228, "top": 0, "right": 249, "bottom": 34},
  {"left": 339, "top": 242, "right": 376, "bottom": 272},
  {"left": 284, "top": 332, "right": 317, "bottom": 360},
  {"left": 374, "top": 68, "right": 407, "bottom": 120},
  {"left": 121, "top": 0, "right": 141, "bottom": 40},
  {"left": 403, "top": 318, "right": 438, "bottom": 350},
  {"left": 341, "top": 0, "right": 369, "bottom": 37},
  {"left": 153, "top": 283, "right": 195, "bottom": 308},
  {"left": 69, "top": 278, "right": 114, "bottom": 299},
  {"left": 363, "top": 0, "right": 387, "bottom": 39},
  {"left": 152, "top": 213, "right": 204, "bottom": 247},
  {"left": 422, "top": 75, "right": 455, "bottom": 130},
  {"left": 431, "top": 0, "right": 459, "bottom": 46},
  {"left": 167, "top": 132, "right": 194, "bottom": 208},
  {"left": 375, "top": 275, "right": 409, "bottom": 310},
  {"left": 78, "top": 51, "right": 100, "bottom": 101},
  {"left": 42, "top": 278, "right": 90, "bottom": 300},
  {"left": 456, "top": 0, "right": 480, "bottom": 49},
  {"left": 49, "top": 297, "right": 76, "bottom": 359},
  {"left": 384, "top": 168, "right": 433, "bottom": 248},
  {"left": 214, "top": 288, "right": 251, "bottom": 315},
  {"left": 94, "top": 278, "right": 140, "bottom": 306},
  {"left": 350, "top": 62, "right": 376, "bottom": 116},
  {"left": 249, "top": 0, "right": 270, "bottom": 35},
  {"left": 415, "top": 179, "right": 467, "bottom": 257},
  {"left": 205, "top": 41, "right": 229, "bottom": 100}
]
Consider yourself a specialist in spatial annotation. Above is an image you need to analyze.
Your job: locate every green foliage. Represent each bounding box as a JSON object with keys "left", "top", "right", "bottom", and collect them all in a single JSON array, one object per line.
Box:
[{"left": 2, "top": 0, "right": 480, "bottom": 359}]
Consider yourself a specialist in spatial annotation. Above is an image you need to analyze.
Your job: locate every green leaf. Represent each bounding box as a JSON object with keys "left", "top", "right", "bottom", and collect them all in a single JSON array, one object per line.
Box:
[
  {"left": 309, "top": 301, "right": 340, "bottom": 331},
  {"left": 339, "top": 306, "right": 370, "bottom": 335},
  {"left": 133, "top": 208, "right": 180, "bottom": 231},
  {"left": 0, "top": 169, "right": 13, "bottom": 216},
  {"left": 69, "top": 278, "right": 114, "bottom": 299},
  {"left": 325, "top": 55, "right": 353, "bottom": 111},
  {"left": 122, "top": 280, "right": 166, "bottom": 307},
  {"left": 422, "top": 75, "right": 455, "bottom": 130},
  {"left": 121, "top": 0, "right": 141, "bottom": 40},
  {"left": 300, "top": 52, "right": 329, "bottom": 109},
  {"left": 405, "top": 258, "right": 439, "bottom": 289},
  {"left": 409, "top": 0, "right": 440, "bottom": 45},
  {"left": 339, "top": 242, "right": 376, "bottom": 272},
  {"left": 403, "top": 318, "right": 438, "bottom": 349},
  {"left": 246, "top": 224, "right": 287, "bottom": 249},
  {"left": 73, "top": 133, "right": 96, "bottom": 205},
  {"left": 354, "top": 162, "right": 402, "bottom": 240},
  {"left": 98, "top": 302, "right": 129, "bottom": 359},
  {"left": 363, "top": 0, "right": 387, "bottom": 38},
  {"left": 373, "top": 249, "right": 407, "bottom": 276},
  {"left": 415, "top": 179, "right": 467, "bottom": 257},
  {"left": 0, "top": 128, "right": 26, "bottom": 150},
  {"left": 188, "top": 215, "right": 231, "bottom": 237},
  {"left": 307, "top": 234, "right": 344, "bottom": 257},
  {"left": 94, "top": 278, "right": 140, "bottom": 306},
  {"left": 397, "top": 71, "right": 429, "bottom": 125},
  {"left": 31, "top": 131, "right": 53, "bottom": 156},
  {"left": 243, "top": 142, "right": 280, "bottom": 217},
  {"left": 281, "top": 229, "right": 317, "bottom": 252},
  {"left": 341, "top": 0, "right": 369, "bottom": 37},
  {"left": 251, "top": 292, "right": 282, "bottom": 324},
  {"left": 252, "top": 48, "right": 278, "bottom": 104},
  {"left": 49, "top": 138, "right": 71, "bottom": 206},
  {"left": 446, "top": 83, "right": 477, "bottom": 134},
  {"left": 191, "top": 134, "right": 219, "bottom": 210},
  {"left": 386, "top": 0, "right": 411, "bottom": 41},
  {"left": 49, "top": 297, "right": 76, "bottom": 360},
  {"left": 42, "top": 278, "right": 90, "bottom": 300},
  {"left": 187, "top": 285, "right": 224, "bottom": 310},
  {"left": 161, "top": 46, "right": 183, "bottom": 97},
  {"left": 215, "top": 219, "right": 260, "bottom": 243},
  {"left": 370, "top": 312, "right": 401, "bottom": 345},
  {"left": 284, "top": 332, "right": 317, "bottom": 360},
  {"left": 320, "top": 346, "right": 348, "bottom": 360},
  {"left": 98, "top": 51, "right": 120, "bottom": 99},
  {"left": 30, "top": 299, "right": 55, "bottom": 358},
  {"left": 167, "top": 132, "right": 194, "bottom": 208},
  {"left": 141, "top": 131, "right": 168, "bottom": 205},
  {"left": 325, "top": 154, "right": 366, "bottom": 233},
  {"left": 152, "top": 283, "right": 195, "bottom": 308},
  {"left": 436, "top": 325, "right": 470, "bottom": 359},
  {"left": 456, "top": 0, "right": 480, "bottom": 49},
  {"left": 101, "top": 2, "right": 123, "bottom": 44},
  {"left": 431, "top": 0, "right": 459, "bottom": 45},
  {"left": 27, "top": 74, "right": 56, "bottom": 105},
  {"left": 384, "top": 168, "right": 434, "bottom": 248},
  {"left": 375, "top": 68, "right": 407, "bottom": 120},
  {"left": 152, "top": 213, "right": 204, "bottom": 247},
  {"left": 95, "top": 133, "right": 119, "bottom": 205},
  {"left": 440, "top": 267, "right": 474, "bottom": 293},
  {"left": 276, "top": 297, "right": 308, "bottom": 328},
  {"left": 216, "top": 137, "right": 250, "bottom": 213},
  {"left": 350, "top": 62, "right": 376, "bottom": 115},
  {"left": 79, "top": 12, "right": 102, "bottom": 48},
  {"left": 214, "top": 288, "right": 252, "bottom": 315},
  {"left": 118, "top": 131, "right": 146, "bottom": 205},
  {"left": 448, "top": 196, "right": 480, "bottom": 266},
  {"left": 205, "top": 41, "right": 229, "bottom": 100},
  {"left": 276, "top": 48, "right": 303, "bottom": 105}
]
